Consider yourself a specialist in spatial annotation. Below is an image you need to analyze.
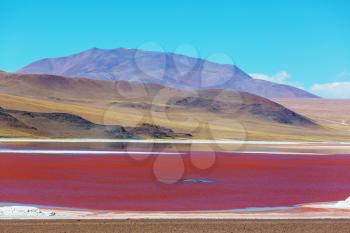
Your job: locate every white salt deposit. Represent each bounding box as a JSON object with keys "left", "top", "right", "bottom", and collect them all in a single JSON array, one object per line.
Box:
[
  {"left": 0, "top": 206, "right": 56, "bottom": 218},
  {"left": 303, "top": 196, "right": 350, "bottom": 209},
  {"left": 333, "top": 196, "right": 350, "bottom": 209}
]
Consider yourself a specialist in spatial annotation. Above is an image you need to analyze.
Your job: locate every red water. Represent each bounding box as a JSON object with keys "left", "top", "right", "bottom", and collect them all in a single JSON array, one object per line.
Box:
[{"left": 1, "top": 152, "right": 350, "bottom": 211}]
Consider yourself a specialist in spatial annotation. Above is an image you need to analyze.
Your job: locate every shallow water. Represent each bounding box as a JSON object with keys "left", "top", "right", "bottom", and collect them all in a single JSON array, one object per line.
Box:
[{"left": 1, "top": 150, "right": 350, "bottom": 211}]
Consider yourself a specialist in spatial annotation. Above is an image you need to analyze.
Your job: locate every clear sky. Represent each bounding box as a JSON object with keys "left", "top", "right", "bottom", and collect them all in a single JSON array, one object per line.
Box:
[{"left": 0, "top": 0, "right": 349, "bottom": 97}]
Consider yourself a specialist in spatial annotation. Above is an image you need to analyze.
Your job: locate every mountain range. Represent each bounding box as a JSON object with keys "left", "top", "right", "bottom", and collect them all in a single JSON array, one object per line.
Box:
[
  {"left": 1, "top": 72, "right": 336, "bottom": 141},
  {"left": 19, "top": 48, "right": 318, "bottom": 99},
  {"left": 4, "top": 48, "right": 350, "bottom": 141}
]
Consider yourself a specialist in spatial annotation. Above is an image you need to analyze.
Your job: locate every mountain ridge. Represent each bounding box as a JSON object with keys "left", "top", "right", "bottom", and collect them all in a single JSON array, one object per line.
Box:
[
  {"left": 5, "top": 72, "right": 350, "bottom": 141},
  {"left": 18, "top": 48, "right": 319, "bottom": 99},
  {"left": 0, "top": 71, "right": 317, "bottom": 128}
]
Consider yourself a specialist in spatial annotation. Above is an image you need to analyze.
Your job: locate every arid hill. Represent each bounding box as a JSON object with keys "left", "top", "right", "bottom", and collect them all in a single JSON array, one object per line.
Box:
[{"left": 1, "top": 72, "right": 348, "bottom": 141}]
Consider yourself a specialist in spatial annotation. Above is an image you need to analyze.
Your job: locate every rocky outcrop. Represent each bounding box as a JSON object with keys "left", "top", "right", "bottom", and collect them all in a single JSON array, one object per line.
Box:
[{"left": 127, "top": 123, "right": 192, "bottom": 138}]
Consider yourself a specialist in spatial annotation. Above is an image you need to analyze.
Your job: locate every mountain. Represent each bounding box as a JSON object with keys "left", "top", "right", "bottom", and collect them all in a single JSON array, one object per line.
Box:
[
  {"left": 1, "top": 71, "right": 335, "bottom": 142},
  {"left": 0, "top": 72, "right": 316, "bottom": 127},
  {"left": 18, "top": 48, "right": 318, "bottom": 99}
]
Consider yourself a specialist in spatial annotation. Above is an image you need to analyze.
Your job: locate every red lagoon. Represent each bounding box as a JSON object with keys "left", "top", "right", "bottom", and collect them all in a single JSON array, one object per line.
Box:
[{"left": 1, "top": 151, "right": 350, "bottom": 211}]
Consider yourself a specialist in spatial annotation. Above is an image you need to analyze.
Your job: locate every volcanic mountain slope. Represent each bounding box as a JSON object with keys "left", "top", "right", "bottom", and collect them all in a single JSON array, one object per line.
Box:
[
  {"left": 0, "top": 72, "right": 337, "bottom": 141},
  {"left": 18, "top": 48, "right": 318, "bottom": 99}
]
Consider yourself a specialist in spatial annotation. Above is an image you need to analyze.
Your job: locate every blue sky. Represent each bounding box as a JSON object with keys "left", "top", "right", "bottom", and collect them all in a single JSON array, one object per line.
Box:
[{"left": 0, "top": 0, "right": 349, "bottom": 97}]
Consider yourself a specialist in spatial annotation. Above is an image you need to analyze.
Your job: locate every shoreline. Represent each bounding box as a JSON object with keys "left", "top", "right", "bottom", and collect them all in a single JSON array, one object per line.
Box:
[{"left": 1, "top": 199, "right": 350, "bottom": 219}]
